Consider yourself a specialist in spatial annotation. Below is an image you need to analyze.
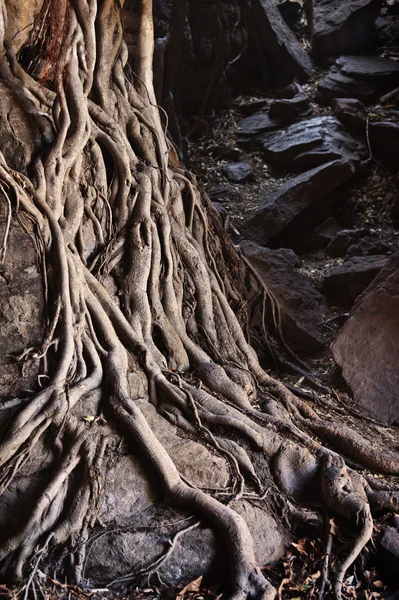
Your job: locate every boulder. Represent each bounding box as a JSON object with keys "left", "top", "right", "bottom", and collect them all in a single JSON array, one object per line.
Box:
[
  {"left": 317, "top": 56, "right": 399, "bottom": 105},
  {"left": 369, "top": 121, "right": 399, "bottom": 170},
  {"left": 376, "top": 14, "right": 399, "bottom": 42},
  {"left": 235, "top": 112, "right": 282, "bottom": 148},
  {"left": 326, "top": 228, "right": 372, "bottom": 257},
  {"left": 309, "top": 217, "right": 342, "bottom": 249},
  {"left": 237, "top": 98, "right": 269, "bottom": 115},
  {"left": 262, "top": 116, "right": 366, "bottom": 170},
  {"left": 278, "top": 0, "right": 303, "bottom": 35},
  {"left": 331, "top": 254, "right": 399, "bottom": 424},
  {"left": 222, "top": 162, "right": 254, "bottom": 183},
  {"left": 377, "top": 518, "right": 399, "bottom": 576},
  {"left": 310, "top": 0, "right": 382, "bottom": 59},
  {"left": 322, "top": 255, "right": 388, "bottom": 303},
  {"left": 269, "top": 90, "right": 311, "bottom": 121},
  {"left": 0, "top": 200, "right": 44, "bottom": 406},
  {"left": 241, "top": 241, "right": 333, "bottom": 352},
  {"left": 331, "top": 98, "right": 367, "bottom": 130},
  {"left": 251, "top": 0, "right": 313, "bottom": 87},
  {"left": 243, "top": 160, "right": 355, "bottom": 246}
]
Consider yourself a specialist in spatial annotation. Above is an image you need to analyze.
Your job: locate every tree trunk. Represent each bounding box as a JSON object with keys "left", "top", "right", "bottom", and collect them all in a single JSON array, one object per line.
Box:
[{"left": 0, "top": 1, "right": 398, "bottom": 599}]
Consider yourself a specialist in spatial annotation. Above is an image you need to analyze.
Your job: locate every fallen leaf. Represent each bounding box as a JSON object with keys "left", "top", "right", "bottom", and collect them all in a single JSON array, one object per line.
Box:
[
  {"left": 176, "top": 576, "right": 203, "bottom": 600},
  {"left": 291, "top": 538, "right": 308, "bottom": 555}
]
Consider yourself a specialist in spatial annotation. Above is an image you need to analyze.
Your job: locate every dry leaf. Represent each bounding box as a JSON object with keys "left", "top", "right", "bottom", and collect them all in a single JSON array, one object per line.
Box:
[
  {"left": 176, "top": 576, "right": 203, "bottom": 600},
  {"left": 291, "top": 538, "right": 308, "bottom": 555}
]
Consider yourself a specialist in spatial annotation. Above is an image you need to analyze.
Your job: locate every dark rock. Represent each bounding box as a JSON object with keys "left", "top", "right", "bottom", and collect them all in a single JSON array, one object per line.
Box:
[
  {"left": 326, "top": 228, "right": 371, "bottom": 257},
  {"left": 241, "top": 241, "right": 332, "bottom": 352},
  {"left": 387, "top": 0, "right": 399, "bottom": 15},
  {"left": 235, "top": 112, "right": 281, "bottom": 137},
  {"left": 331, "top": 98, "right": 367, "bottom": 130},
  {"left": 322, "top": 255, "right": 387, "bottom": 302},
  {"left": 278, "top": 0, "right": 302, "bottom": 33},
  {"left": 309, "top": 217, "right": 342, "bottom": 249},
  {"left": 262, "top": 116, "right": 366, "bottom": 170},
  {"left": 317, "top": 55, "right": 399, "bottom": 104},
  {"left": 237, "top": 98, "right": 269, "bottom": 115},
  {"left": 331, "top": 253, "right": 399, "bottom": 424},
  {"left": 376, "top": 15, "right": 399, "bottom": 41},
  {"left": 235, "top": 112, "right": 282, "bottom": 149},
  {"left": 251, "top": 0, "right": 313, "bottom": 86},
  {"left": 243, "top": 160, "right": 356, "bottom": 246},
  {"left": 222, "top": 162, "right": 254, "bottom": 183},
  {"left": 346, "top": 236, "right": 390, "bottom": 257},
  {"left": 310, "top": 0, "right": 382, "bottom": 59},
  {"left": 269, "top": 91, "right": 311, "bottom": 121},
  {"left": 369, "top": 121, "right": 399, "bottom": 170},
  {"left": 378, "top": 526, "right": 399, "bottom": 575}
]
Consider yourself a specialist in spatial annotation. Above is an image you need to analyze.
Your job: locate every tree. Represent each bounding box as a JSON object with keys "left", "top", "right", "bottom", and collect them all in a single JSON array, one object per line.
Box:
[{"left": 0, "top": 1, "right": 398, "bottom": 599}]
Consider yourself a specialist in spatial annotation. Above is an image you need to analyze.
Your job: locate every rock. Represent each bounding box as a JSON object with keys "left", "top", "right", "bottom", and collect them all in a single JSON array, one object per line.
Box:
[
  {"left": 222, "top": 162, "right": 254, "bottom": 183},
  {"left": 243, "top": 160, "right": 355, "bottom": 246},
  {"left": 262, "top": 116, "right": 366, "bottom": 170},
  {"left": 237, "top": 98, "right": 269, "bottom": 115},
  {"left": 310, "top": 0, "right": 382, "bottom": 59},
  {"left": 377, "top": 524, "right": 399, "bottom": 575},
  {"left": 0, "top": 201, "right": 44, "bottom": 404},
  {"left": 376, "top": 14, "right": 399, "bottom": 42},
  {"left": 326, "top": 228, "right": 371, "bottom": 257},
  {"left": 251, "top": 0, "right": 313, "bottom": 87},
  {"left": 331, "top": 98, "right": 367, "bottom": 130},
  {"left": 309, "top": 217, "right": 342, "bottom": 249},
  {"left": 235, "top": 112, "right": 281, "bottom": 141},
  {"left": 317, "top": 56, "right": 399, "bottom": 105},
  {"left": 331, "top": 254, "right": 399, "bottom": 424},
  {"left": 88, "top": 499, "right": 289, "bottom": 587},
  {"left": 369, "top": 121, "right": 399, "bottom": 170},
  {"left": 322, "top": 255, "right": 388, "bottom": 303},
  {"left": 278, "top": 0, "right": 302, "bottom": 34},
  {"left": 269, "top": 90, "right": 311, "bottom": 121},
  {"left": 241, "top": 241, "right": 332, "bottom": 352},
  {"left": 346, "top": 237, "right": 390, "bottom": 257}
]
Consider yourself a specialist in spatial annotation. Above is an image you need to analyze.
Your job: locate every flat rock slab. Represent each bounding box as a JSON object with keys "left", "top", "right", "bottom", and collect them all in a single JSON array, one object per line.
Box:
[
  {"left": 331, "top": 254, "right": 399, "bottom": 424},
  {"left": 269, "top": 90, "right": 311, "bottom": 121},
  {"left": 235, "top": 112, "right": 282, "bottom": 148},
  {"left": 251, "top": 0, "right": 312, "bottom": 86},
  {"left": 322, "top": 255, "right": 388, "bottom": 302},
  {"left": 311, "top": 0, "right": 382, "bottom": 59},
  {"left": 317, "top": 55, "right": 399, "bottom": 104},
  {"left": 241, "top": 241, "right": 332, "bottom": 352},
  {"left": 262, "top": 116, "right": 366, "bottom": 170},
  {"left": 243, "top": 160, "right": 355, "bottom": 245}
]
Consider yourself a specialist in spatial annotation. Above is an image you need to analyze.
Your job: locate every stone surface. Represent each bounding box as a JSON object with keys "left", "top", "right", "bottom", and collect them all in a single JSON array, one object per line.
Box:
[
  {"left": 369, "top": 121, "right": 399, "bottom": 170},
  {"left": 0, "top": 202, "right": 44, "bottom": 404},
  {"left": 309, "top": 217, "right": 342, "bottom": 249},
  {"left": 377, "top": 518, "right": 399, "bottom": 576},
  {"left": 310, "top": 0, "right": 382, "bottom": 59},
  {"left": 331, "top": 98, "right": 367, "bottom": 130},
  {"left": 278, "top": 0, "right": 302, "bottom": 34},
  {"left": 251, "top": 0, "right": 313, "bottom": 86},
  {"left": 326, "top": 228, "right": 372, "bottom": 257},
  {"left": 331, "top": 254, "right": 399, "bottom": 424},
  {"left": 222, "top": 162, "right": 254, "bottom": 183},
  {"left": 241, "top": 241, "right": 332, "bottom": 352},
  {"left": 243, "top": 160, "right": 355, "bottom": 246},
  {"left": 262, "top": 116, "right": 366, "bottom": 170},
  {"left": 322, "top": 255, "right": 388, "bottom": 302},
  {"left": 87, "top": 499, "right": 289, "bottom": 587},
  {"left": 237, "top": 98, "right": 269, "bottom": 115},
  {"left": 269, "top": 90, "right": 311, "bottom": 121},
  {"left": 317, "top": 56, "right": 399, "bottom": 104}
]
